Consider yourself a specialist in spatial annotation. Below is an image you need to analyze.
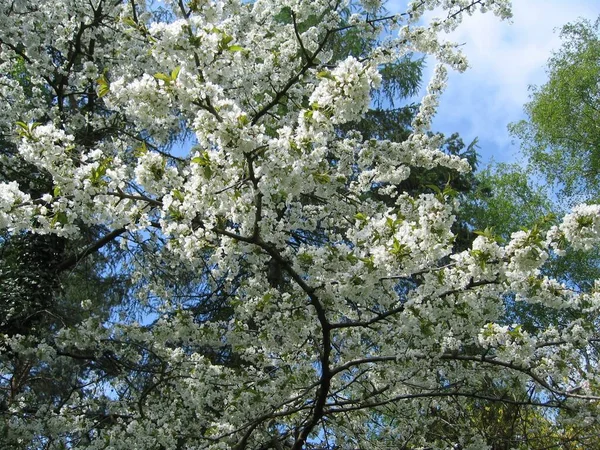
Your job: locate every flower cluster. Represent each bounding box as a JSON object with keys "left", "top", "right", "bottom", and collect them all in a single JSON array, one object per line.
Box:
[{"left": 308, "top": 56, "right": 381, "bottom": 125}]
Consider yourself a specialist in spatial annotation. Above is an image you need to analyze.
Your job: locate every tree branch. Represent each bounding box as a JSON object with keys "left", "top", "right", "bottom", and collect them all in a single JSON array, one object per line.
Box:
[{"left": 54, "top": 227, "right": 127, "bottom": 272}]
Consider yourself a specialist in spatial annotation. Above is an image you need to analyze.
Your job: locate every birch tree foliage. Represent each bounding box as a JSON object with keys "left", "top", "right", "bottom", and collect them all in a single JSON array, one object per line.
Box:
[
  {"left": 510, "top": 17, "right": 600, "bottom": 203},
  {"left": 1, "top": 0, "right": 600, "bottom": 449}
]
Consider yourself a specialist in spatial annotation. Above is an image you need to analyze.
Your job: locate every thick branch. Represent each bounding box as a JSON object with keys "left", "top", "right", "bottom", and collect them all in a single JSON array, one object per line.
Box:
[{"left": 54, "top": 227, "right": 126, "bottom": 272}]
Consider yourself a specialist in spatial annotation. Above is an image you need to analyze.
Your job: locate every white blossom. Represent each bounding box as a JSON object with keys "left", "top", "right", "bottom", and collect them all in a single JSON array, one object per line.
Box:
[{"left": 2, "top": 0, "right": 599, "bottom": 448}]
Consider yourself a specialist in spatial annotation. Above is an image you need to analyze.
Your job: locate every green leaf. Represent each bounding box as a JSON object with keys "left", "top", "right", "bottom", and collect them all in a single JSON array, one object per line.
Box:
[
  {"left": 426, "top": 184, "right": 442, "bottom": 195},
  {"left": 227, "top": 45, "right": 245, "bottom": 52},
  {"left": 316, "top": 70, "right": 334, "bottom": 80},
  {"left": 289, "top": 140, "right": 301, "bottom": 155},
  {"left": 469, "top": 249, "right": 490, "bottom": 269},
  {"left": 298, "top": 253, "right": 314, "bottom": 266},
  {"left": 172, "top": 189, "right": 185, "bottom": 202},
  {"left": 473, "top": 226, "right": 502, "bottom": 243},
  {"left": 171, "top": 66, "right": 181, "bottom": 80},
  {"left": 90, "top": 159, "right": 111, "bottom": 186},
  {"left": 15, "top": 121, "right": 41, "bottom": 139},
  {"left": 346, "top": 253, "right": 359, "bottom": 264},
  {"left": 154, "top": 72, "right": 172, "bottom": 83},
  {"left": 123, "top": 16, "right": 137, "bottom": 28},
  {"left": 508, "top": 325, "right": 523, "bottom": 339},
  {"left": 313, "top": 173, "right": 330, "bottom": 184},
  {"left": 169, "top": 207, "right": 184, "bottom": 221},
  {"left": 191, "top": 151, "right": 210, "bottom": 166},
  {"left": 52, "top": 211, "right": 69, "bottom": 226},
  {"left": 577, "top": 215, "right": 594, "bottom": 228},
  {"left": 390, "top": 238, "right": 410, "bottom": 259},
  {"left": 221, "top": 34, "right": 233, "bottom": 46},
  {"left": 189, "top": 35, "right": 202, "bottom": 47},
  {"left": 360, "top": 256, "right": 376, "bottom": 272},
  {"left": 273, "top": 6, "right": 293, "bottom": 24},
  {"left": 443, "top": 185, "right": 458, "bottom": 198},
  {"left": 192, "top": 151, "right": 213, "bottom": 179},
  {"left": 436, "top": 269, "right": 445, "bottom": 284},
  {"left": 419, "top": 320, "right": 434, "bottom": 337},
  {"left": 97, "top": 74, "right": 110, "bottom": 97},
  {"left": 386, "top": 216, "right": 396, "bottom": 232},
  {"left": 98, "top": 85, "right": 109, "bottom": 98},
  {"left": 134, "top": 142, "right": 148, "bottom": 157}
]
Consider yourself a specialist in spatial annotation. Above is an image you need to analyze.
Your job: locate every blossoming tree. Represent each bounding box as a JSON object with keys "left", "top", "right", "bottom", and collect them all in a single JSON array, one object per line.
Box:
[{"left": 1, "top": 0, "right": 600, "bottom": 448}]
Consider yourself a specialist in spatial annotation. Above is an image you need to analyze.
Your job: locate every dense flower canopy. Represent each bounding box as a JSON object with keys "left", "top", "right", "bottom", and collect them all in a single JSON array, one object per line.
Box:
[{"left": 1, "top": 0, "right": 599, "bottom": 448}]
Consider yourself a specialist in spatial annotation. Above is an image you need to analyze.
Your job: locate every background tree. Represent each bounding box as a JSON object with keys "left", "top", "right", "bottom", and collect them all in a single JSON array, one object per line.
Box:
[
  {"left": 450, "top": 18, "right": 600, "bottom": 445},
  {"left": 510, "top": 17, "right": 600, "bottom": 204}
]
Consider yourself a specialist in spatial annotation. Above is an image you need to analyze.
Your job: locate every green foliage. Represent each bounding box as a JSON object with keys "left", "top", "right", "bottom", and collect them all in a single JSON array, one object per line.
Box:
[
  {"left": 492, "top": 15, "right": 600, "bottom": 298},
  {"left": 423, "top": 375, "right": 600, "bottom": 449},
  {"left": 339, "top": 105, "right": 417, "bottom": 142},
  {"left": 460, "top": 160, "right": 600, "bottom": 332},
  {"left": 377, "top": 56, "right": 424, "bottom": 107},
  {"left": 154, "top": 66, "right": 181, "bottom": 85},
  {"left": 510, "top": 17, "right": 600, "bottom": 203},
  {"left": 460, "top": 163, "right": 553, "bottom": 241},
  {"left": 15, "top": 121, "right": 40, "bottom": 140},
  {"left": 191, "top": 149, "right": 213, "bottom": 179},
  {"left": 96, "top": 73, "right": 110, "bottom": 97},
  {"left": 0, "top": 233, "right": 64, "bottom": 336}
]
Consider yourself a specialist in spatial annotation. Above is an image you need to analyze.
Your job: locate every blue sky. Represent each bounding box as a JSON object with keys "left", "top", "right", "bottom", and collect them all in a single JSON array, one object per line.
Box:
[{"left": 387, "top": 0, "right": 599, "bottom": 167}]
